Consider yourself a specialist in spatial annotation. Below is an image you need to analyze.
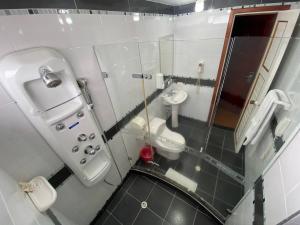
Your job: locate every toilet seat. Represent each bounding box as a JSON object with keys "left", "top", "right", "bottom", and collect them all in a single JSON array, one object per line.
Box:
[
  {"left": 155, "top": 128, "right": 185, "bottom": 153},
  {"left": 148, "top": 117, "right": 186, "bottom": 158}
]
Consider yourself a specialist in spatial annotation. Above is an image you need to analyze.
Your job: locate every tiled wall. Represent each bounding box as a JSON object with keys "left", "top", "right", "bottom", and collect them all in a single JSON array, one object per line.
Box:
[
  {"left": 0, "top": 13, "right": 174, "bottom": 225},
  {"left": 172, "top": 10, "right": 228, "bottom": 121}
]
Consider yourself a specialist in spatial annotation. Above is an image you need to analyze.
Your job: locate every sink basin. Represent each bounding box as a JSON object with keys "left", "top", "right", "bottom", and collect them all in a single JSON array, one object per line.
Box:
[
  {"left": 162, "top": 89, "right": 188, "bottom": 105},
  {"left": 161, "top": 89, "right": 188, "bottom": 128}
]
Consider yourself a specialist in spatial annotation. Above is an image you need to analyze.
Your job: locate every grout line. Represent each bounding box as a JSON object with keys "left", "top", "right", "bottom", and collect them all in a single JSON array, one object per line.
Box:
[
  {"left": 130, "top": 177, "right": 157, "bottom": 225},
  {"left": 103, "top": 210, "right": 123, "bottom": 225},
  {"left": 131, "top": 208, "right": 142, "bottom": 225},
  {"left": 110, "top": 176, "right": 137, "bottom": 213},
  {"left": 110, "top": 213, "right": 123, "bottom": 225},
  {"left": 73, "top": 0, "right": 78, "bottom": 9},
  {"left": 212, "top": 134, "right": 225, "bottom": 205},
  {"left": 162, "top": 192, "right": 176, "bottom": 224},
  {"left": 100, "top": 210, "right": 111, "bottom": 225},
  {"left": 192, "top": 207, "right": 198, "bottom": 225}
]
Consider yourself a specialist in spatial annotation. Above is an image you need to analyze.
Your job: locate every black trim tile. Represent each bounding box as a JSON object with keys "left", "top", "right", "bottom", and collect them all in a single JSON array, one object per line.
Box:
[
  {"left": 253, "top": 176, "right": 264, "bottom": 225},
  {"left": 129, "top": 0, "right": 174, "bottom": 14},
  {"left": 48, "top": 166, "right": 73, "bottom": 189},
  {"left": 0, "top": 0, "right": 76, "bottom": 9},
  {"left": 76, "top": 0, "right": 129, "bottom": 11}
]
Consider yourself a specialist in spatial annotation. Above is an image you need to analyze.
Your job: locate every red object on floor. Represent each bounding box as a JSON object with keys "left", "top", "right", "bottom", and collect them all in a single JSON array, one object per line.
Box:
[{"left": 140, "top": 146, "right": 154, "bottom": 162}]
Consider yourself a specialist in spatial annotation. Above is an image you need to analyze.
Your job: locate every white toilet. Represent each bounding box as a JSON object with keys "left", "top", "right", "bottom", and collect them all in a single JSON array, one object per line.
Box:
[{"left": 131, "top": 117, "right": 186, "bottom": 160}]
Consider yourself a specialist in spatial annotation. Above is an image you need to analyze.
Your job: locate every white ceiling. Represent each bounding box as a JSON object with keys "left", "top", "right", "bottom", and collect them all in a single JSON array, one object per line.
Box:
[{"left": 146, "top": 0, "right": 195, "bottom": 6}]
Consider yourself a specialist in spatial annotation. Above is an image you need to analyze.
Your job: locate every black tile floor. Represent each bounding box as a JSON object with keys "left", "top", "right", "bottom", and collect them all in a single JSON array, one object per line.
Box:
[
  {"left": 92, "top": 172, "right": 221, "bottom": 225},
  {"left": 136, "top": 116, "right": 245, "bottom": 217}
]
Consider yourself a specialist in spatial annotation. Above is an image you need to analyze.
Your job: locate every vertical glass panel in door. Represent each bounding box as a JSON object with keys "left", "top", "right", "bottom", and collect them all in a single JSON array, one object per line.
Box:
[{"left": 94, "top": 42, "right": 148, "bottom": 167}]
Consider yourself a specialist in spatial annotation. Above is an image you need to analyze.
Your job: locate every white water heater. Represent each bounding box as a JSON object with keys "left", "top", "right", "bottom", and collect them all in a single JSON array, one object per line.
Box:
[{"left": 0, "top": 47, "right": 111, "bottom": 187}]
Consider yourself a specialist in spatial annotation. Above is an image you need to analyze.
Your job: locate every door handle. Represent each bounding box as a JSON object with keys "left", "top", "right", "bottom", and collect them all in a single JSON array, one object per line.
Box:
[
  {"left": 249, "top": 100, "right": 259, "bottom": 105},
  {"left": 245, "top": 72, "right": 255, "bottom": 82}
]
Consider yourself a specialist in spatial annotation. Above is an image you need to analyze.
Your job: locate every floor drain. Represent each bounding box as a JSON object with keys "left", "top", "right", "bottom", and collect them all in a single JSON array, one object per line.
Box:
[
  {"left": 141, "top": 201, "right": 147, "bottom": 209},
  {"left": 195, "top": 165, "right": 201, "bottom": 172}
]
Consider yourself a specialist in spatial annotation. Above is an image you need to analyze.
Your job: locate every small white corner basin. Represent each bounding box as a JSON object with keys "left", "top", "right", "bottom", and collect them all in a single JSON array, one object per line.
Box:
[{"left": 161, "top": 89, "right": 188, "bottom": 105}]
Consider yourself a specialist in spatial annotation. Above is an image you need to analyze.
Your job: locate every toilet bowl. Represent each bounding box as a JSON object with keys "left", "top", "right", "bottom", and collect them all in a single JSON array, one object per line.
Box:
[{"left": 131, "top": 116, "right": 186, "bottom": 160}]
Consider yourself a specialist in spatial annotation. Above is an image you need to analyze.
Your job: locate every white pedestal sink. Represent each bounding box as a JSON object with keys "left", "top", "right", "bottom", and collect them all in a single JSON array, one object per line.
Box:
[{"left": 161, "top": 89, "right": 188, "bottom": 128}]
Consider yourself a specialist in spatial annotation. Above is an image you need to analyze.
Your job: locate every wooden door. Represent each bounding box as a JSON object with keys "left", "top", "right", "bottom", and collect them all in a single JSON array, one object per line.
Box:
[{"left": 234, "top": 9, "right": 299, "bottom": 152}]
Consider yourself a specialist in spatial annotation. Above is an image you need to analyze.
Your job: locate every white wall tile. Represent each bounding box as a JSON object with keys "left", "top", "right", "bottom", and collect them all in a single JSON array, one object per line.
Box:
[
  {"left": 54, "top": 171, "right": 119, "bottom": 225},
  {"left": 264, "top": 161, "right": 287, "bottom": 225},
  {"left": 0, "top": 103, "right": 63, "bottom": 181},
  {"left": 173, "top": 11, "right": 229, "bottom": 40},
  {"left": 279, "top": 124, "right": 300, "bottom": 194},
  {"left": 179, "top": 85, "right": 213, "bottom": 121},
  {"left": 286, "top": 183, "right": 300, "bottom": 217},
  {"left": 60, "top": 46, "right": 118, "bottom": 130}
]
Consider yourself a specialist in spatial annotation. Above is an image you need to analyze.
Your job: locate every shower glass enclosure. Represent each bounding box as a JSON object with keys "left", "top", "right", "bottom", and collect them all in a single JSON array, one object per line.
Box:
[{"left": 94, "top": 36, "right": 295, "bottom": 221}]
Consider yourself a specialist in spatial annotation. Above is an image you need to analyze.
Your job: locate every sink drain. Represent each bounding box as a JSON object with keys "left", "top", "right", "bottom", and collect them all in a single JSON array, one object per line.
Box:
[{"left": 141, "top": 201, "right": 147, "bottom": 209}]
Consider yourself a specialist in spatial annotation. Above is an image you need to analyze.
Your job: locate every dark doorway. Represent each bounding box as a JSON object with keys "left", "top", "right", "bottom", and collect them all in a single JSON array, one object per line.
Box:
[{"left": 213, "top": 14, "right": 277, "bottom": 129}]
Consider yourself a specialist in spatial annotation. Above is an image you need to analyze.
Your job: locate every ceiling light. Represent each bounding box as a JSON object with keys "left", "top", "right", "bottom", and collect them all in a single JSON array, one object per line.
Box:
[
  {"left": 195, "top": 0, "right": 204, "bottom": 12},
  {"left": 133, "top": 13, "right": 140, "bottom": 22}
]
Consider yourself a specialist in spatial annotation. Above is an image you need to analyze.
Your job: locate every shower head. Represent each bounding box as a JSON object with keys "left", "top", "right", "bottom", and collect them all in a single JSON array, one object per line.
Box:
[{"left": 39, "top": 67, "right": 62, "bottom": 88}]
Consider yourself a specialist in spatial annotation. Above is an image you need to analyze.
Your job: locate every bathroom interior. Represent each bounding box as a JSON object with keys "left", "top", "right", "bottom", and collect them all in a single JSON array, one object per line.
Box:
[{"left": 1, "top": 0, "right": 300, "bottom": 225}]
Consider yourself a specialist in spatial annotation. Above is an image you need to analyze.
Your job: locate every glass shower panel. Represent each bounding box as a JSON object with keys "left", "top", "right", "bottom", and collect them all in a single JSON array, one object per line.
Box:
[
  {"left": 208, "top": 36, "right": 296, "bottom": 213},
  {"left": 94, "top": 42, "right": 148, "bottom": 166},
  {"left": 137, "top": 38, "right": 245, "bottom": 219}
]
